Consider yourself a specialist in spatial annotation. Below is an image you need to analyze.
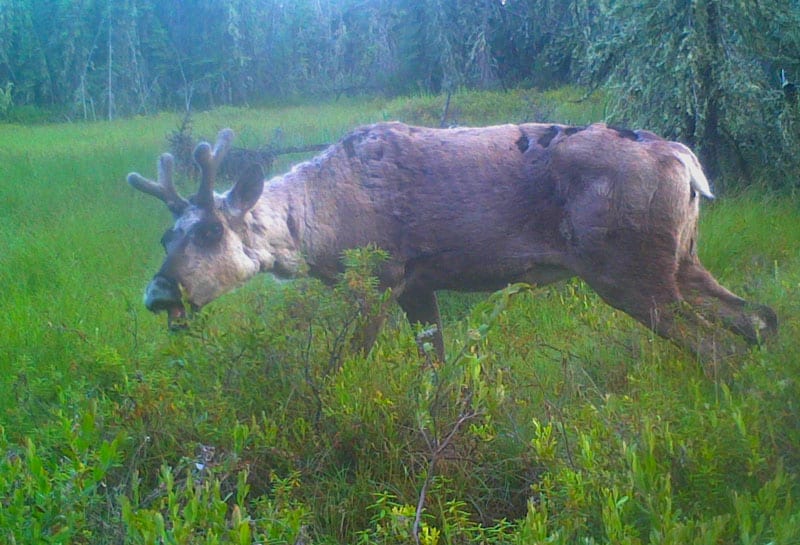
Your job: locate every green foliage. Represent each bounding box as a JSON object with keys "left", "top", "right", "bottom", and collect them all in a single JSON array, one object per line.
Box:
[
  {"left": 1, "top": 94, "right": 800, "bottom": 543},
  {"left": 0, "top": 401, "right": 123, "bottom": 544},
  {"left": 121, "top": 466, "right": 309, "bottom": 545},
  {"left": 585, "top": 0, "right": 800, "bottom": 188},
  {"left": 389, "top": 86, "right": 607, "bottom": 127}
]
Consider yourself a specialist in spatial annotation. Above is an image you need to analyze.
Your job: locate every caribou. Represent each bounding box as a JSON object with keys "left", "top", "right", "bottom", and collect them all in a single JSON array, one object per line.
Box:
[{"left": 128, "top": 122, "right": 777, "bottom": 364}]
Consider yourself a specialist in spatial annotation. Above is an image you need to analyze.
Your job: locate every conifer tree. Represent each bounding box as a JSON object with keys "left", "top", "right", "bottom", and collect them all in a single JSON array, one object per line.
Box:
[{"left": 588, "top": 0, "right": 800, "bottom": 187}]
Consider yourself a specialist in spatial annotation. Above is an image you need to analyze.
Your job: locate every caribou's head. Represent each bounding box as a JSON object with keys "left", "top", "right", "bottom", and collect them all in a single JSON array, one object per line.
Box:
[{"left": 128, "top": 129, "right": 266, "bottom": 327}]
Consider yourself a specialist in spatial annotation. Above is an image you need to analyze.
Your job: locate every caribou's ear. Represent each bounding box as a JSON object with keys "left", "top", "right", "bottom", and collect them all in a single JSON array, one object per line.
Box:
[{"left": 225, "top": 163, "right": 264, "bottom": 217}]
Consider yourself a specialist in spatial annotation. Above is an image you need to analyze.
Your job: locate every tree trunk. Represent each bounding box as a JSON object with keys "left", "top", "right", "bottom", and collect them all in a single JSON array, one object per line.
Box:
[
  {"left": 107, "top": 5, "right": 114, "bottom": 121},
  {"left": 695, "top": 0, "right": 722, "bottom": 179}
]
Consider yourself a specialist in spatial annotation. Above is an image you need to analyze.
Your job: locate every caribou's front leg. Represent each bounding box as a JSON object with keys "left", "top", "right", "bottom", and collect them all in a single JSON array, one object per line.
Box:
[{"left": 398, "top": 288, "right": 445, "bottom": 360}]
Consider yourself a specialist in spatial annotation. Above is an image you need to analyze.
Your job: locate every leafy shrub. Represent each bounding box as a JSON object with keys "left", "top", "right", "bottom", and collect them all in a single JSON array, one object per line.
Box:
[
  {"left": 0, "top": 402, "right": 122, "bottom": 544},
  {"left": 121, "top": 466, "right": 309, "bottom": 545}
]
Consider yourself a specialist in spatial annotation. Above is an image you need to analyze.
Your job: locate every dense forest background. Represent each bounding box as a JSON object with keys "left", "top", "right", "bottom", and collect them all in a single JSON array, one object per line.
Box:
[{"left": 1, "top": 0, "right": 799, "bottom": 186}]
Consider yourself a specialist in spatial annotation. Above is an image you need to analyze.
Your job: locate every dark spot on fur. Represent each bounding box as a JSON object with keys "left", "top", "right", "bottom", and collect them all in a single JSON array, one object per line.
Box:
[
  {"left": 564, "top": 125, "right": 586, "bottom": 136},
  {"left": 537, "top": 125, "right": 560, "bottom": 148},
  {"left": 611, "top": 126, "right": 639, "bottom": 141},
  {"left": 634, "top": 129, "right": 664, "bottom": 142},
  {"left": 690, "top": 187, "right": 697, "bottom": 201},
  {"left": 516, "top": 134, "right": 530, "bottom": 153},
  {"left": 342, "top": 134, "right": 356, "bottom": 158}
]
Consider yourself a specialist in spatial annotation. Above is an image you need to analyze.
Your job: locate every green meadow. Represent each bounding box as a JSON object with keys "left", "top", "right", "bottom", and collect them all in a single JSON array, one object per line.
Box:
[{"left": 1, "top": 89, "right": 800, "bottom": 544}]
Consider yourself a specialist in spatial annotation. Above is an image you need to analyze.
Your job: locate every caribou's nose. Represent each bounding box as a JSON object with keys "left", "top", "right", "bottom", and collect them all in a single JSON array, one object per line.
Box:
[{"left": 144, "top": 275, "right": 182, "bottom": 312}]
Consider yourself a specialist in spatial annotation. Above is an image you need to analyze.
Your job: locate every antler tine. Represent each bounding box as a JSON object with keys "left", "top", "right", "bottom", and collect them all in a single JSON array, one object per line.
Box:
[
  {"left": 127, "top": 153, "right": 189, "bottom": 216},
  {"left": 193, "top": 128, "right": 235, "bottom": 209}
]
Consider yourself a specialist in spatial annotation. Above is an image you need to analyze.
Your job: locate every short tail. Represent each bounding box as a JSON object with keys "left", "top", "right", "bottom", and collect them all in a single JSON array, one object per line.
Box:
[{"left": 674, "top": 146, "right": 714, "bottom": 199}]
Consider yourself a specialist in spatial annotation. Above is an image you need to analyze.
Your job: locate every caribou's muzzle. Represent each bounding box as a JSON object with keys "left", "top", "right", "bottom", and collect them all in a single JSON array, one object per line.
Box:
[{"left": 144, "top": 275, "right": 187, "bottom": 329}]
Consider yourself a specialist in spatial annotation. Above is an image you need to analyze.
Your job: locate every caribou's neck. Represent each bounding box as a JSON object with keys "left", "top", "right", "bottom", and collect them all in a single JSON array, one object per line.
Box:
[
  {"left": 242, "top": 146, "right": 388, "bottom": 284},
  {"left": 240, "top": 152, "right": 346, "bottom": 282},
  {"left": 239, "top": 170, "right": 309, "bottom": 279}
]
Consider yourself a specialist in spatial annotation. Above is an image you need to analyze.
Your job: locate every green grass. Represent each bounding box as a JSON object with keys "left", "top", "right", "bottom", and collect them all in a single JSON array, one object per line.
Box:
[{"left": 1, "top": 88, "right": 799, "bottom": 544}]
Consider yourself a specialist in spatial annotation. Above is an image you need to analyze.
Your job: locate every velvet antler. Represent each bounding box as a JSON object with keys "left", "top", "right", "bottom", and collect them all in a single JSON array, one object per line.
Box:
[
  {"left": 192, "top": 128, "right": 234, "bottom": 210},
  {"left": 127, "top": 153, "right": 189, "bottom": 217}
]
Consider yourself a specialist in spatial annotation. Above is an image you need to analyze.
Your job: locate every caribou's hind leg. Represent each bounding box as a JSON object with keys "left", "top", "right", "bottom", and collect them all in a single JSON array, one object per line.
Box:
[
  {"left": 586, "top": 275, "right": 742, "bottom": 361},
  {"left": 571, "top": 229, "right": 747, "bottom": 361},
  {"left": 676, "top": 257, "right": 777, "bottom": 344}
]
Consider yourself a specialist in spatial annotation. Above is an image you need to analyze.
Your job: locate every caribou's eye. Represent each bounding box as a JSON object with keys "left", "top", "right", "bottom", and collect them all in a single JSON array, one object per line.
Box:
[
  {"left": 160, "top": 229, "right": 180, "bottom": 252},
  {"left": 192, "top": 221, "right": 224, "bottom": 247}
]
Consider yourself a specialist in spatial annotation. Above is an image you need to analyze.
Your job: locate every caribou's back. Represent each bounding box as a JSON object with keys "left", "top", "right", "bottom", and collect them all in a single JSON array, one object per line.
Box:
[{"left": 287, "top": 122, "right": 700, "bottom": 291}]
